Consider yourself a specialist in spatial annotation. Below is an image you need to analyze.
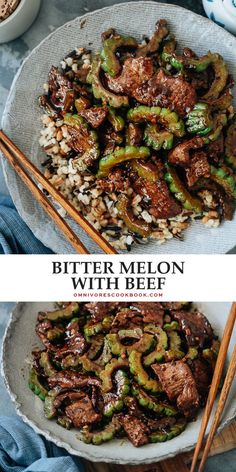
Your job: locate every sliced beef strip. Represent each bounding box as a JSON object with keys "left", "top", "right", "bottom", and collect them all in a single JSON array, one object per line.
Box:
[
  {"left": 48, "top": 371, "right": 101, "bottom": 389},
  {"left": 53, "top": 391, "right": 85, "bottom": 409},
  {"left": 126, "top": 123, "right": 143, "bottom": 146},
  {"left": 65, "top": 394, "right": 102, "bottom": 428},
  {"left": 36, "top": 321, "right": 58, "bottom": 352},
  {"left": 133, "top": 177, "right": 182, "bottom": 219},
  {"left": 106, "top": 56, "right": 154, "bottom": 95},
  {"left": 85, "top": 302, "right": 128, "bottom": 323},
  {"left": 111, "top": 309, "right": 144, "bottom": 330},
  {"left": 131, "top": 302, "right": 164, "bottom": 325},
  {"left": 132, "top": 69, "right": 197, "bottom": 118},
  {"left": 189, "top": 359, "right": 212, "bottom": 396},
  {"left": 168, "top": 137, "right": 205, "bottom": 167},
  {"left": 101, "top": 126, "right": 123, "bottom": 155},
  {"left": 80, "top": 106, "right": 107, "bottom": 128},
  {"left": 136, "top": 19, "right": 169, "bottom": 58},
  {"left": 121, "top": 414, "right": 149, "bottom": 447},
  {"left": 152, "top": 361, "right": 200, "bottom": 416},
  {"left": 144, "top": 416, "right": 176, "bottom": 432},
  {"left": 54, "top": 319, "right": 87, "bottom": 360},
  {"left": 206, "top": 134, "right": 224, "bottom": 166},
  {"left": 97, "top": 168, "right": 131, "bottom": 193},
  {"left": 186, "top": 151, "right": 210, "bottom": 187},
  {"left": 172, "top": 310, "right": 214, "bottom": 348},
  {"left": 162, "top": 302, "right": 190, "bottom": 311},
  {"left": 66, "top": 124, "right": 92, "bottom": 154},
  {"left": 48, "top": 66, "right": 74, "bottom": 110}
]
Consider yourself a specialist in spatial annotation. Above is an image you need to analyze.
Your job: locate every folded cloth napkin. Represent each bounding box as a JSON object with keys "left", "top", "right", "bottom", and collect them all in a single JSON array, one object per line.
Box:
[
  {"left": 0, "top": 416, "right": 85, "bottom": 472},
  {"left": 0, "top": 195, "right": 53, "bottom": 254}
]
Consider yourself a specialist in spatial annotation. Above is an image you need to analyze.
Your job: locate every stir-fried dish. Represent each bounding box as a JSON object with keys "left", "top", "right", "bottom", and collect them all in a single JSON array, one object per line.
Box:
[
  {"left": 29, "top": 302, "right": 220, "bottom": 447},
  {"left": 39, "top": 19, "right": 236, "bottom": 250}
]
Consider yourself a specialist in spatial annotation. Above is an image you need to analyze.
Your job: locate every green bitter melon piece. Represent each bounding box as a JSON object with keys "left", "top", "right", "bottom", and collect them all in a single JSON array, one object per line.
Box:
[
  {"left": 150, "top": 419, "right": 186, "bottom": 443},
  {"left": 127, "top": 106, "right": 185, "bottom": 138},
  {"left": 101, "top": 35, "right": 137, "bottom": 77},
  {"left": 116, "top": 194, "right": 152, "bottom": 238},
  {"left": 143, "top": 326, "right": 168, "bottom": 366},
  {"left": 39, "top": 302, "right": 79, "bottom": 322},
  {"left": 100, "top": 358, "right": 129, "bottom": 392},
  {"left": 39, "top": 352, "right": 57, "bottom": 377},
  {"left": 129, "top": 350, "right": 162, "bottom": 393},
  {"left": 103, "top": 370, "right": 130, "bottom": 417},
  {"left": 107, "top": 107, "right": 125, "bottom": 131},
  {"left": 186, "top": 103, "right": 214, "bottom": 136},
  {"left": 107, "top": 332, "right": 154, "bottom": 356},
  {"left": 144, "top": 123, "right": 174, "bottom": 150},
  {"left": 210, "top": 165, "right": 236, "bottom": 199},
  {"left": 97, "top": 145, "right": 150, "bottom": 178},
  {"left": 87, "top": 55, "right": 129, "bottom": 108},
  {"left": 132, "top": 383, "right": 177, "bottom": 416},
  {"left": 165, "top": 331, "right": 185, "bottom": 361},
  {"left": 81, "top": 415, "right": 122, "bottom": 445},
  {"left": 165, "top": 165, "right": 203, "bottom": 213},
  {"left": 28, "top": 368, "right": 48, "bottom": 401}
]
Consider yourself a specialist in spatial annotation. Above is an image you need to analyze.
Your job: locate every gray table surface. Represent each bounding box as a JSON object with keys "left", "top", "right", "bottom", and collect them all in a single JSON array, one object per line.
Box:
[{"left": 0, "top": 301, "right": 236, "bottom": 471}]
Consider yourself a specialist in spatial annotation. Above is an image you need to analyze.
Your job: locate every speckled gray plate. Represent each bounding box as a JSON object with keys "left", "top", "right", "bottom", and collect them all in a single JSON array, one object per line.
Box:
[
  {"left": 1, "top": 302, "right": 236, "bottom": 464},
  {"left": 1, "top": 2, "right": 236, "bottom": 254}
]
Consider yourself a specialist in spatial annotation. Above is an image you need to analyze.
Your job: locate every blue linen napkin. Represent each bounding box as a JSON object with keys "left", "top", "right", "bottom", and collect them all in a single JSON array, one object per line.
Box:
[
  {"left": 0, "top": 416, "right": 84, "bottom": 472},
  {"left": 0, "top": 195, "right": 53, "bottom": 254}
]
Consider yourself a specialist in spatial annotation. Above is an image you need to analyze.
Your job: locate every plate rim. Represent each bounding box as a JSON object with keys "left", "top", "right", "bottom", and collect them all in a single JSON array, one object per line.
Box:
[{"left": 1, "top": 301, "right": 236, "bottom": 464}]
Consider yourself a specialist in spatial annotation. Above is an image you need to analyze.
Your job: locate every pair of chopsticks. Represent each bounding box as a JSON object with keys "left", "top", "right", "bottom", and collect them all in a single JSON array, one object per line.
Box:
[
  {"left": 0, "top": 130, "right": 117, "bottom": 254},
  {"left": 190, "top": 302, "right": 236, "bottom": 472}
]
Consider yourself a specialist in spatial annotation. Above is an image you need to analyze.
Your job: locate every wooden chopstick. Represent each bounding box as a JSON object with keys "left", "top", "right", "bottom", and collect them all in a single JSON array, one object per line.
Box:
[
  {"left": 0, "top": 140, "right": 90, "bottom": 254},
  {"left": 190, "top": 302, "right": 236, "bottom": 472},
  {"left": 198, "top": 344, "right": 236, "bottom": 472},
  {"left": 0, "top": 129, "right": 117, "bottom": 254}
]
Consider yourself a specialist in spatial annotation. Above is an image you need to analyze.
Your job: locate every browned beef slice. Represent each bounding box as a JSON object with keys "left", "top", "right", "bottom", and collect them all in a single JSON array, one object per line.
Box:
[
  {"left": 80, "top": 106, "right": 107, "bottom": 128},
  {"left": 136, "top": 19, "right": 169, "bottom": 57},
  {"left": 145, "top": 417, "right": 176, "bottom": 432},
  {"left": 97, "top": 168, "right": 131, "bottom": 193},
  {"left": 132, "top": 69, "right": 197, "bottom": 117},
  {"left": 162, "top": 302, "right": 189, "bottom": 311},
  {"left": 152, "top": 361, "right": 199, "bottom": 414},
  {"left": 126, "top": 123, "right": 143, "bottom": 146},
  {"left": 48, "top": 371, "right": 101, "bottom": 389},
  {"left": 190, "top": 359, "right": 212, "bottom": 395},
  {"left": 54, "top": 320, "right": 87, "bottom": 360},
  {"left": 106, "top": 56, "right": 154, "bottom": 95},
  {"left": 168, "top": 137, "right": 205, "bottom": 166},
  {"left": 186, "top": 151, "right": 210, "bottom": 187},
  {"left": 206, "top": 134, "right": 224, "bottom": 165},
  {"left": 65, "top": 394, "right": 102, "bottom": 428},
  {"left": 85, "top": 302, "right": 128, "bottom": 322},
  {"left": 134, "top": 177, "right": 182, "bottom": 218},
  {"left": 53, "top": 391, "right": 85, "bottom": 409},
  {"left": 36, "top": 321, "right": 57, "bottom": 351},
  {"left": 48, "top": 66, "right": 74, "bottom": 108},
  {"left": 131, "top": 302, "right": 164, "bottom": 325},
  {"left": 66, "top": 124, "right": 92, "bottom": 154},
  {"left": 121, "top": 415, "right": 149, "bottom": 447},
  {"left": 172, "top": 311, "right": 213, "bottom": 348},
  {"left": 111, "top": 309, "right": 143, "bottom": 329}
]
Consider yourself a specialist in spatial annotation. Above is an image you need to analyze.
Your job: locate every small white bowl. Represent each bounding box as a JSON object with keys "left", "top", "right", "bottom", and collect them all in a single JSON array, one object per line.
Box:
[
  {"left": 202, "top": 0, "right": 236, "bottom": 35},
  {"left": 0, "top": 0, "right": 41, "bottom": 44}
]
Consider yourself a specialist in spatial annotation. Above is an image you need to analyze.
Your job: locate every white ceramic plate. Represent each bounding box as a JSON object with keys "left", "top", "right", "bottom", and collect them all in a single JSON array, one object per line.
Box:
[
  {"left": 1, "top": 2, "right": 236, "bottom": 254},
  {"left": 1, "top": 302, "right": 236, "bottom": 464}
]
